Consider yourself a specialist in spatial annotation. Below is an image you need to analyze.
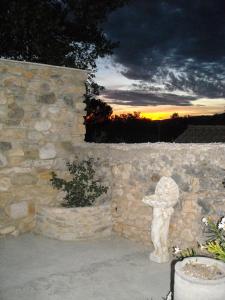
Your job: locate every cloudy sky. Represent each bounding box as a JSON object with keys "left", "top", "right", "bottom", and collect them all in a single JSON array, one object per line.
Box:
[{"left": 95, "top": 0, "right": 225, "bottom": 119}]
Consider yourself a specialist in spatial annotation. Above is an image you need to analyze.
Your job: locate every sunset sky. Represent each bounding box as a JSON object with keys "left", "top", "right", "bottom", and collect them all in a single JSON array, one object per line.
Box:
[{"left": 95, "top": 1, "right": 225, "bottom": 120}]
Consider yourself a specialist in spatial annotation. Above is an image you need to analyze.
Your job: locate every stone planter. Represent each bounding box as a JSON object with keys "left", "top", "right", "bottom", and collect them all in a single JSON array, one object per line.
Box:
[
  {"left": 34, "top": 204, "right": 112, "bottom": 240},
  {"left": 174, "top": 257, "right": 225, "bottom": 300}
]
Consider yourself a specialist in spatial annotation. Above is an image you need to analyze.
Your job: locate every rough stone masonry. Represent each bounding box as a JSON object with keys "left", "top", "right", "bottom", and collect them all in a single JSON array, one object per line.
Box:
[
  {"left": 73, "top": 143, "right": 225, "bottom": 248},
  {"left": 0, "top": 59, "right": 87, "bottom": 235},
  {"left": 1, "top": 59, "right": 225, "bottom": 250}
]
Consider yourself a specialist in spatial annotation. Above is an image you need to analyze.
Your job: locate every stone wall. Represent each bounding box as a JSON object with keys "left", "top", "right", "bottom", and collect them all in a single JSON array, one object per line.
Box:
[
  {"left": 0, "top": 59, "right": 87, "bottom": 236},
  {"left": 35, "top": 204, "right": 112, "bottom": 240},
  {"left": 74, "top": 143, "right": 225, "bottom": 248},
  {"left": 1, "top": 60, "right": 225, "bottom": 249}
]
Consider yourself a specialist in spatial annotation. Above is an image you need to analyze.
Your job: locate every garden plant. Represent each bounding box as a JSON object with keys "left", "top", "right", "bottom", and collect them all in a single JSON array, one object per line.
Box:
[{"left": 50, "top": 158, "right": 108, "bottom": 207}]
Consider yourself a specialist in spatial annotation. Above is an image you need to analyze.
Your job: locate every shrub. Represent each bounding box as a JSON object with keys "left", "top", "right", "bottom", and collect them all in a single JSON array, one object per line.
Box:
[
  {"left": 173, "top": 179, "right": 225, "bottom": 262},
  {"left": 50, "top": 158, "right": 108, "bottom": 207},
  {"left": 174, "top": 216, "right": 225, "bottom": 262}
]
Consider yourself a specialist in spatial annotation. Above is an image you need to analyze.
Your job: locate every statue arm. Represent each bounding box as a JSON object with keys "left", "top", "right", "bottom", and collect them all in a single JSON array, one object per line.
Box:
[{"left": 142, "top": 195, "right": 157, "bottom": 206}]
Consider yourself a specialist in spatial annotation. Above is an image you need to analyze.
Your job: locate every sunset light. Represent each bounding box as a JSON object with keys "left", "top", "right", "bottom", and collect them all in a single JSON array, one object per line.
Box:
[{"left": 140, "top": 112, "right": 171, "bottom": 120}]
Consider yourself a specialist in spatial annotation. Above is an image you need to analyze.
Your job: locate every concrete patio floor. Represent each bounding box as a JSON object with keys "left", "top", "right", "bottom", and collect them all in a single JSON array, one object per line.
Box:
[{"left": 0, "top": 234, "right": 171, "bottom": 300}]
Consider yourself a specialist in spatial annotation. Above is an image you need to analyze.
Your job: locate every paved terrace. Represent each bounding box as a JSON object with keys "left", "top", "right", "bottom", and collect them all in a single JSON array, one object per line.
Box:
[{"left": 0, "top": 234, "right": 170, "bottom": 300}]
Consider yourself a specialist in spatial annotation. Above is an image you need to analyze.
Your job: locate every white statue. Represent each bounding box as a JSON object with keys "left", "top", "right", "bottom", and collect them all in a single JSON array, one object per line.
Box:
[{"left": 143, "top": 176, "right": 179, "bottom": 263}]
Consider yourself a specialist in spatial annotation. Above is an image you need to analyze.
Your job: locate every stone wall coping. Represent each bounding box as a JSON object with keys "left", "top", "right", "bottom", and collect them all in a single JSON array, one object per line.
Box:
[
  {"left": 0, "top": 58, "right": 88, "bottom": 74},
  {"left": 78, "top": 142, "right": 225, "bottom": 151}
]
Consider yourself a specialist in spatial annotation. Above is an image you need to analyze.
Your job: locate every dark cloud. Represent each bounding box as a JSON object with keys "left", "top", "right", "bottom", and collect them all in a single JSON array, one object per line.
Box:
[
  {"left": 105, "top": 0, "right": 225, "bottom": 98},
  {"left": 102, "top": 89, "right": 197, "bottom": 106}
]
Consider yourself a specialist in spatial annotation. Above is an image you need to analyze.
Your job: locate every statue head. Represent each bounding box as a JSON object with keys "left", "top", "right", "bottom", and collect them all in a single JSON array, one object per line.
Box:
[
  {"left": 154, "top": 176, "right": 179, "bottom": 207},
  {"left": 142, "top": 176, "right": 179, "bottom": 208}
]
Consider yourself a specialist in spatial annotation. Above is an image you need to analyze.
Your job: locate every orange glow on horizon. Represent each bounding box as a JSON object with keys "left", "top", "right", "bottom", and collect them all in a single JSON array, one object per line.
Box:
[
  {"left": 140, "top": 112, "right": 171, "bottom": 120},
  {"left": 110, "top": 102, "right": 225, "bottom": 120}
]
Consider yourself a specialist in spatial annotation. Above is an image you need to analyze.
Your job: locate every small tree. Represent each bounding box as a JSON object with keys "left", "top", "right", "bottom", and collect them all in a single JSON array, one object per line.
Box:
[
  {"left": 170, "top": 112, "right": 179, "bottom": 119},
  {"left": 50, "top": 159, "right": 108, "bottom": 207}
]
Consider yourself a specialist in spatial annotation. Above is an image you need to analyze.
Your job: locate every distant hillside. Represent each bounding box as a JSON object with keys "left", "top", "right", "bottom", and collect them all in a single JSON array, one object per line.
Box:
[{"left": 85, "top": 112, "right": 225, "bottom": 143}]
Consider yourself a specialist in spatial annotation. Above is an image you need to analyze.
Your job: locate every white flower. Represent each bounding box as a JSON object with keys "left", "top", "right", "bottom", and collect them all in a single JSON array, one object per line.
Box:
[
  {"left": 174, "top": 246, "right": 181, "bottom": 254},
  {"left": 221, "top": 216, "right": 225, "bottom": 224},
  {"left": 218, "top": 216, "right": 225, "bottom": 230},
  {"left": 202, "top": 217, "right": 208, "bottom": 225},
  {"left": 218, "top": 222, "right": 225, "bottom": 230},
  {"left": 199, "top": 243, "right": 207, "bottom": 250}
]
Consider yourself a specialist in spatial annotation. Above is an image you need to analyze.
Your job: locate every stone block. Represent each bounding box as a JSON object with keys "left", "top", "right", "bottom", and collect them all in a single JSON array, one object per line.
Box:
[
  {"left": 24, "top": 71, "right": 34, "bottom": 79},
  {"left": 8, "top": 156, "right": 25, "bottom": 166},
  {"left": 11, "top": 173, "right": 38, "bottom": 185},
  {"left": 0, "top": 177, "right": 11, "bottom": 191},
  {"left": 5, "top": 201, "right": 29, "bottom": 219},
  {"left": 72, "top": 135, "right": 85, "bottom": 144},
  {"left": 8, "top": 148, "right": 24, "bottom": 157},
  {"left": 0, "top": 225, "right": 16, "bottom": 235},
  {"left": 34, "top": 119, "right": 52, "bottom": 132},
  {"left": 39, "top": 143, "right": 56, "bottom": 159},
  {"left": 33, "top": 159, "right": 53, "bottom": 169},
  {"left": 27, "top": 131, "right": 43, "bottom": 141},
  {"left": 37, "top": 92, "right": 56, "bottom": 104},
  {"left": 18, "top": 216, "right": 35, "bottom": 232},
  {"left": 38, "top": 170, "right": 53, "bottom": 181},
  {"left": 0, "top": 192, "right": 10, "bottom": 208},
  {"left": 24, "top": 149, "right": 39, "bottom": 159},
  {"left": 0, "top": 153, "right": 8, "bottom": 167},
  {"left": 60, "top": 141, "right": 74, "bottom": 153},
  {"left": 48, "top": 105, "right": 60, "bottom": 114},
  {"left": 75, "top": 102, "right": 86, "bottom": 112},
  {"left": 40, "top": 83, "right": 51, "bottom": 93},
  {"left": 0, "top": 141, "right": 12, "bottom": 152},
  {"left": 0, "top": 129, "right": 26, "bottom": 139},
  {"left": 7, "top": 102, "right": 24, "bottom": 120},
  {"left": 63, "top": 94, "right": 74, "bottom": 107},
  {"left": 77, "top": 123, "right": 86, "bottom": 134}
]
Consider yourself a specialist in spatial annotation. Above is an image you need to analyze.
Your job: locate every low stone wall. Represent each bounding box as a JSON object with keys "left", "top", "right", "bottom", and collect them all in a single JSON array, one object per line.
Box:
[
  {"left": 34, "top": 204, "right": 112, "bottom": 240},
  {"left": 0, "top": 59, "right": 87, "bottom": 236},
  {"left": 74, "top": 143, "right": 225, "bottom": 248}
]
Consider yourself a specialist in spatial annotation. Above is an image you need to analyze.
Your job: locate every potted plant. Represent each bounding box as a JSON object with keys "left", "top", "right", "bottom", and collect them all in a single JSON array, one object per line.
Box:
[
  {"left": 173, "top": 216, "right": 225, "bottom": 300},
  {"left": 35, "top": 158, "right": 112, "bottom": 240}
]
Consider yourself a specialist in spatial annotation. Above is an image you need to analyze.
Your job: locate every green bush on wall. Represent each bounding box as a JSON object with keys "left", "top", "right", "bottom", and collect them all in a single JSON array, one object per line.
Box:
[{"left": 50, "top": 158, "right": 108, "bottom": 207}]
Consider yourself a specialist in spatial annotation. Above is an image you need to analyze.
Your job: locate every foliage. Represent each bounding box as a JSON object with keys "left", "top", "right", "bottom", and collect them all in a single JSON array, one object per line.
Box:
[
  {"left": 170, "top": 112, "right": 179, "bottom": 119},
  {"left": 50, "top": 159, "right": 108, "bottom": 207},
  {"left": 173, "top": 247, "right": 196, "bottom": 260},
  {"left": 85, "top": 96, "right": 113, "bottom": 124},
  {"left": 201, "top": 217, "right": 225, "bottom": 262},
  {"left": 0, "top": 0, "right": 129, "bottom": 70},
  {"left": 205, "top": 240, "right": 225, "bottom": 262},
  {"left": 174, "top": 216, "right": 225, "bottom": 262}
]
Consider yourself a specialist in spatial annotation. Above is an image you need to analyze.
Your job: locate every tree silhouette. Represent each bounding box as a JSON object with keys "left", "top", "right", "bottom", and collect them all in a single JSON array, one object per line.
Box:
[
  {"left": 170, "top": 112, "right": 180, "bottom": 119},
  {"left": 0, "top": 0, "right": 129, "bottom": 69},
  {"left": 85, "top": 97, "right": 112, "bottom": 124},
  {"left": 85, "top": 111, "right": 225, "bottom": 143},
  {"left": 0, "top": 0, "right": 129, "bottom": 128}
]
